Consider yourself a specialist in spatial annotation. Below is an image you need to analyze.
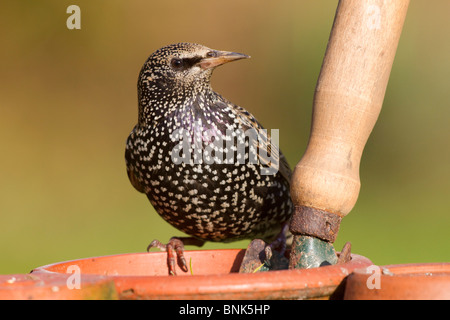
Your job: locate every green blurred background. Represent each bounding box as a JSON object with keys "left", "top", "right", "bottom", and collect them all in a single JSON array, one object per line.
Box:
[{"left": 0, "top": 1, "right": 449, "bottom": 274}]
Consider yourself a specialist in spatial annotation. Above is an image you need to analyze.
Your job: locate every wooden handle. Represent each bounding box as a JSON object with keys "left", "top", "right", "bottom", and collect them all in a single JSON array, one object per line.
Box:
[{"left": 290, "top": 0, "right": 409, "bottom": 224}]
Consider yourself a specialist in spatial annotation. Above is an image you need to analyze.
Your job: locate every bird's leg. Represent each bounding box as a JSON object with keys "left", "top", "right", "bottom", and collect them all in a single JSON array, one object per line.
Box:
[
  {"left": 147, "top": 237, "right": 205, "bottom": 275},
  {"left": 264, "top": 223, "right": 289, "bottom": 261},
  {"left": 240, "top": 224, "right": 291, "bottom": 273}
]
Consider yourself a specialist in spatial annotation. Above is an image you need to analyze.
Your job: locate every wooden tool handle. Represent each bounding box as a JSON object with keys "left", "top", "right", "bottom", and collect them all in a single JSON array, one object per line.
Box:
[{"left": 290, "top": 0, "right": 409, "bottom": 223}]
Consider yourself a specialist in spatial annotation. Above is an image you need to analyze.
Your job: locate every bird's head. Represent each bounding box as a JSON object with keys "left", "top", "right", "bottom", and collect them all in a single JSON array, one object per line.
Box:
[{"left": 138, "top": 43, "right": 250, "bottom": 102}]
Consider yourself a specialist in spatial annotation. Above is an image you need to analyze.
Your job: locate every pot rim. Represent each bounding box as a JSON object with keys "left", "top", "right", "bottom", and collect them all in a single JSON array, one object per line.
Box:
[
  {"left": 31, "top": 249, "right": 372, "bottom": 299},
  {"left": 33, "top": 249, "right": 371, "bottom": 279},
  {"left": 344, "top": 262, "right": 450, "bottom": 300}
]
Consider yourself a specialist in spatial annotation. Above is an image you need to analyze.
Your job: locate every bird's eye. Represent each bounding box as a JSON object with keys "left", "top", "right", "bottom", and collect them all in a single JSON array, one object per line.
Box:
[
  {"left": 206, "top": 51, "right": 217, "bottom": 58},
  {"left": 170, "top": 58, "right": 183, "bottom": 70}
]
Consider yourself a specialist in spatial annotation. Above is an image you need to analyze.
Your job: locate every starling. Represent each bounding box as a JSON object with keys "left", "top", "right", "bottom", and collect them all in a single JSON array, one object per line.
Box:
[{"left": 125, "top": 43, "right": 293, "bottom": 274}]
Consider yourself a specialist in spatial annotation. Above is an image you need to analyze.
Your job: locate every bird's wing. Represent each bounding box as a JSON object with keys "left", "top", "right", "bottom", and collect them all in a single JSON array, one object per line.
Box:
[
  {"left": 231, "top": 103, "right": 292, "bottom": 184},
  {"left": 126, "top": 163, "right": 146, "bottom": 194},
  {"left": 125, "top": 129, "right": 146, "bottom": 194}
]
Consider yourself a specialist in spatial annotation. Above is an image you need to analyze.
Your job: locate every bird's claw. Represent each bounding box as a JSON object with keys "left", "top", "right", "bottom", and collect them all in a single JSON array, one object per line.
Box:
[
  {"left": 265, "top": 223, "right": 289, "bottom": 261},
  {"left": 147, "top": 237, "right": 188, "bottom": 275},
  {"left": 239, "top": 224, "right": 291, "bottom": 273}
]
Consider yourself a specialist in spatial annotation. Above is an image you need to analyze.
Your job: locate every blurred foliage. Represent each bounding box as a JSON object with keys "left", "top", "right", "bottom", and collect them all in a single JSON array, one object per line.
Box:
[{"left": 0, "top": 1, "right": 449, "bottom": 274}]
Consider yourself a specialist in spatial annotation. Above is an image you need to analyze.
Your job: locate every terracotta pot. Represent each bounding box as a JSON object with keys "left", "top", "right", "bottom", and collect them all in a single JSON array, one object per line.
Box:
[
  {"left": 344, "top": 263, "right": 450, "bottom": 300},
  {"left": 33, "top": 249, "right": 372, "bottom": 299},
  {"left": 0, "top": 273, "right": 117, "bottom": 300}
]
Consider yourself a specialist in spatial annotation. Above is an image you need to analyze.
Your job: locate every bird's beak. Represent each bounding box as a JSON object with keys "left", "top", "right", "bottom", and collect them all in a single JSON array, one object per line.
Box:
[{"left": 199, "top": 51, "right": 250, "bottom": 70}]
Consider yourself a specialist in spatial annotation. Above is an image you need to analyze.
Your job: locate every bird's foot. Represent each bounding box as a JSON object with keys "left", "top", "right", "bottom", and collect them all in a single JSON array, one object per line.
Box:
[
  {"left": 239, "top": 238, "right": 290, "bottom": 273},
  {"left": 239, "top": 224, "right": 291, "bottom": 273},
  {"left": 147, "top": 237, "right": 205, "bottom": 276},
  {"left": 264, "top": 223, "right": 289, "bottom": 261}
]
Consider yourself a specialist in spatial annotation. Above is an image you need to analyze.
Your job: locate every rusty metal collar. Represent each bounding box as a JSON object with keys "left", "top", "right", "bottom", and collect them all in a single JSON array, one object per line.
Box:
[{"left": 289, "top": 206, "right": 342, "bottom": 243}]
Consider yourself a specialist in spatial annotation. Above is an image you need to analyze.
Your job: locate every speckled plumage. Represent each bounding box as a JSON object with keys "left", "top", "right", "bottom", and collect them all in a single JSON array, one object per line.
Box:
[{"left": 125, "top": 43, "right": 293, "bottom": 244}]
